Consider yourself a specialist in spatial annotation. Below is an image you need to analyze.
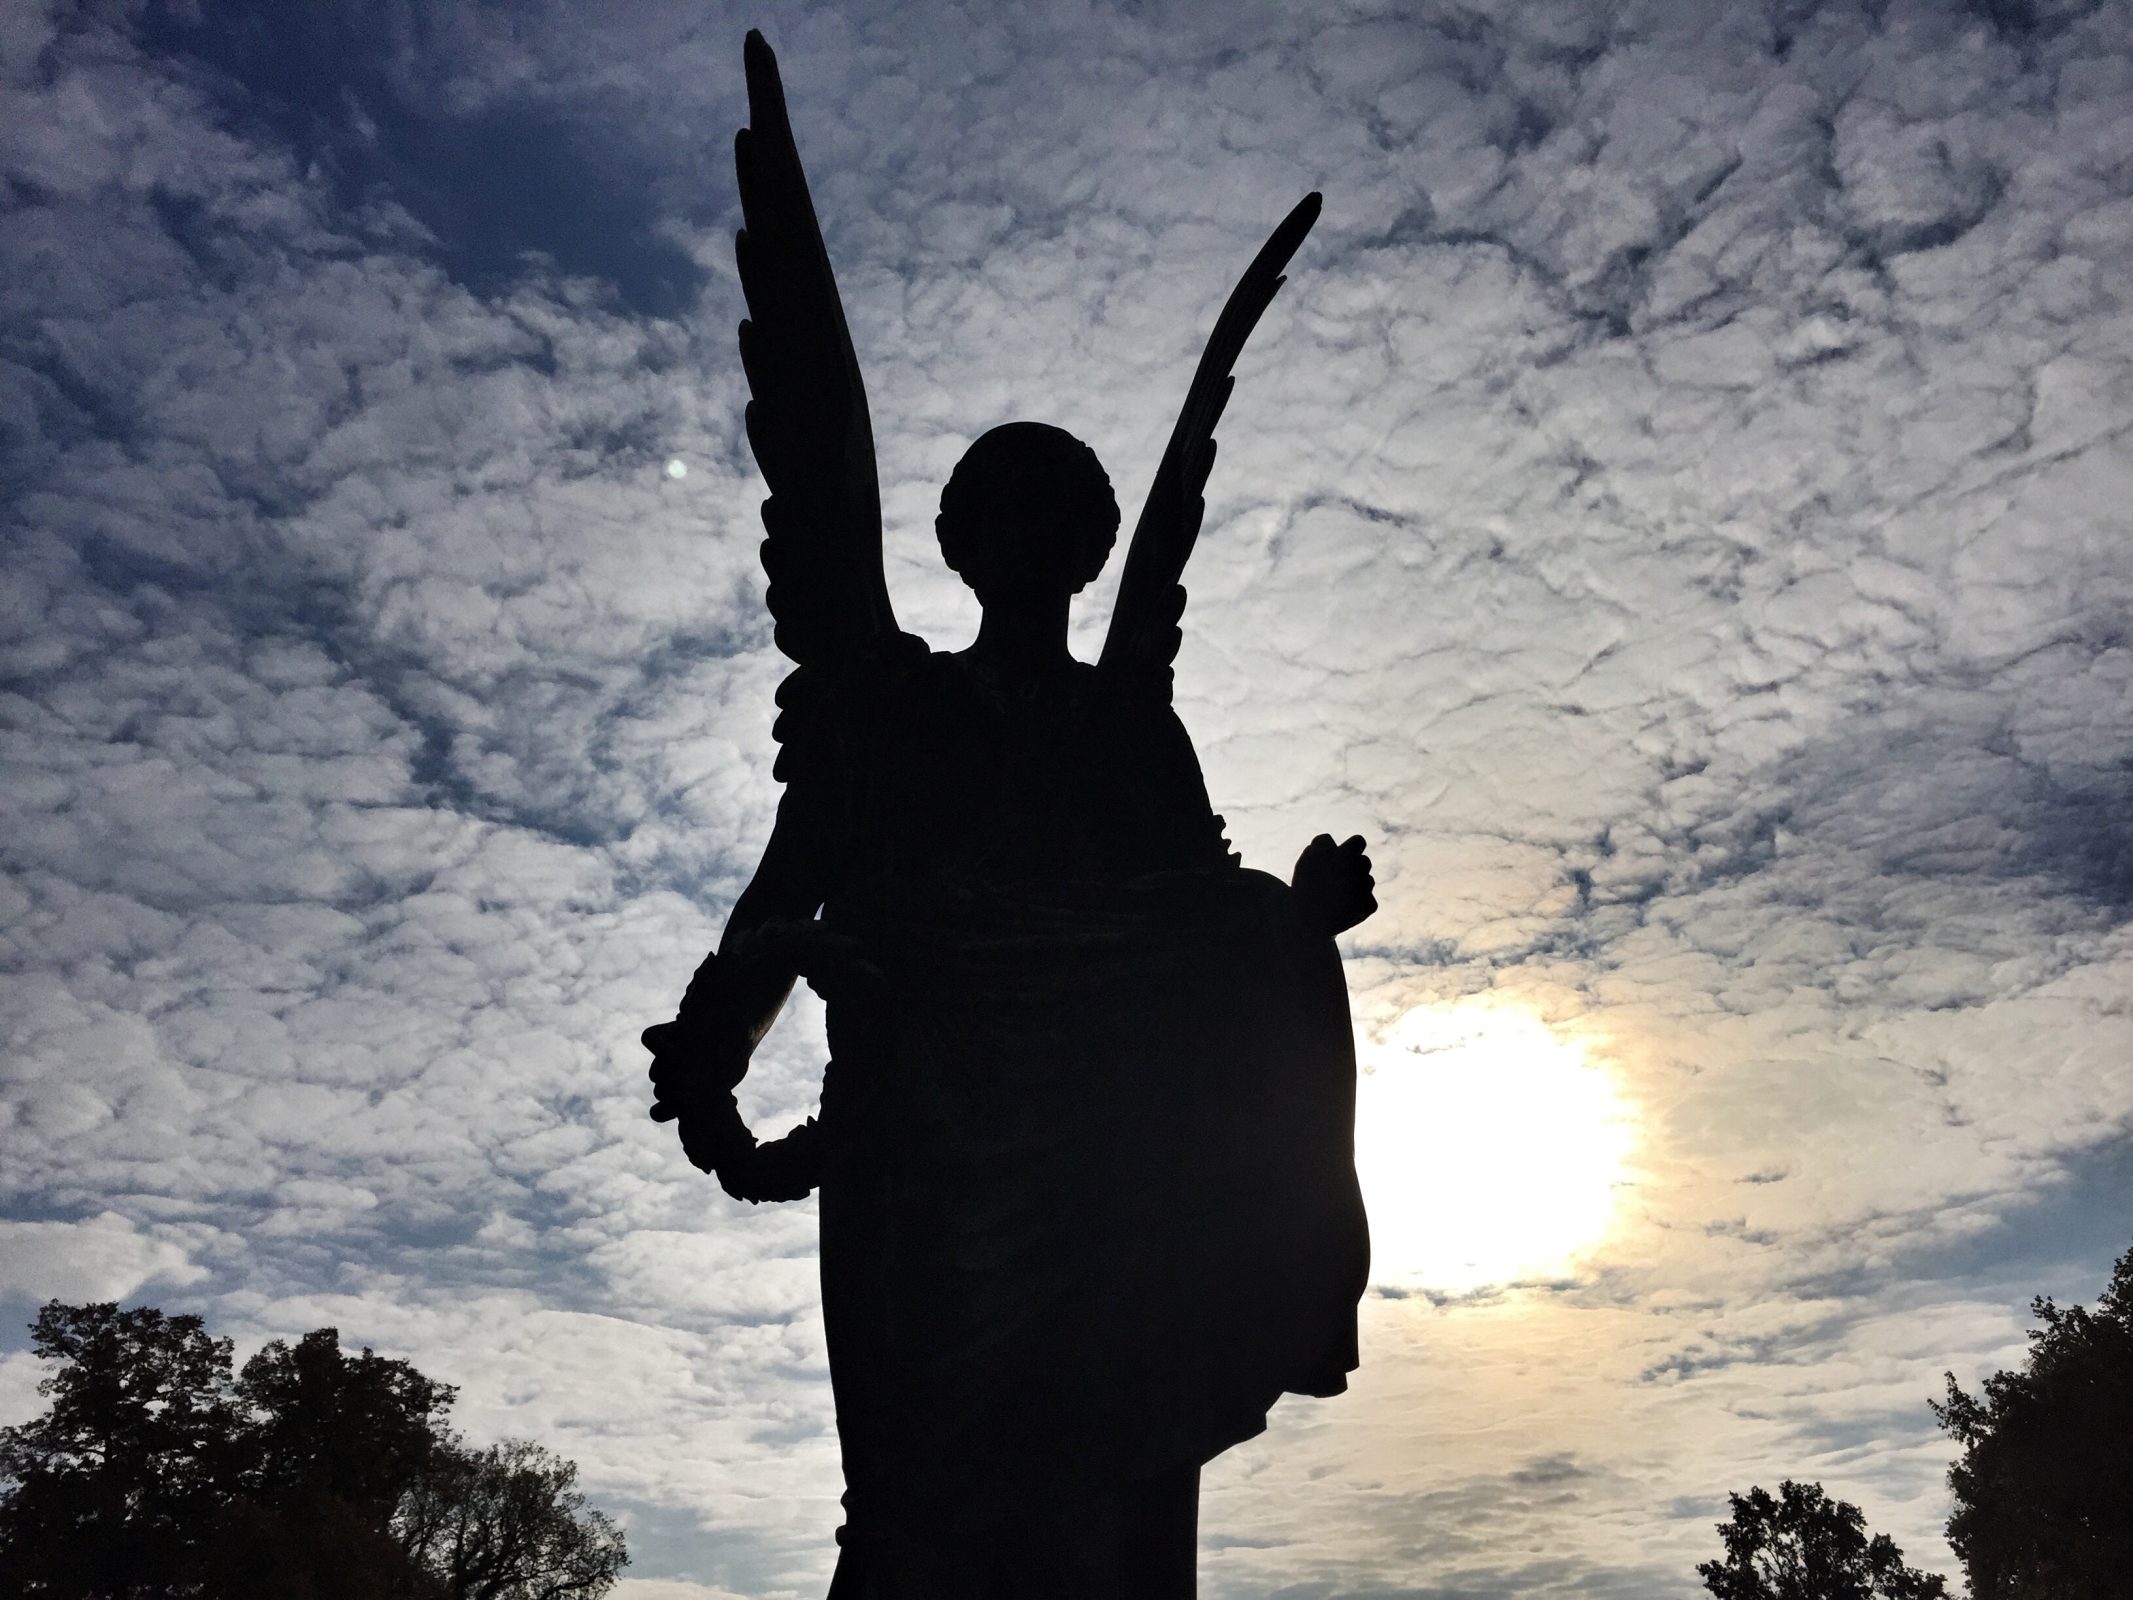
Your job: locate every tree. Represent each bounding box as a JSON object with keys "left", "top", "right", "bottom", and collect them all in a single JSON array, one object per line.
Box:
[
  {"left": 0, "top": 1301, "right": 243, "bottom": 1596},
  {"left": 1697, "top": 1480, "right": 1948, "bottom": 1600},
  {"left": 196, "top": 1496, "right": 445, "bottom": 1600},
  {"left": 0, "top": 1302, "right": 624, "bottom": 1600},
  {"left": 208, "top": 1327, "right": 456, "bottom": 1600},
  {"left": 396, "top": 1440, "right": 628, "bottom": 1600},
  {"left": 236, "top": 1327, "right": 457, "bottom": 1523},
  {"left": 1932, "top": 1244, "right": 2133, "bottom": 1599}
]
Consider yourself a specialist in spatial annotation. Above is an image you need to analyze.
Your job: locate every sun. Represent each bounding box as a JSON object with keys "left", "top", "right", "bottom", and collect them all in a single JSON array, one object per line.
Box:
[{"left": 1354, "top": 1000, "right": 1636, "bottom": 1294}]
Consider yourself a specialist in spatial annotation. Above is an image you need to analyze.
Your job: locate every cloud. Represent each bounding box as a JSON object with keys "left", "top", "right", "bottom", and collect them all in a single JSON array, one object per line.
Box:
[
  {"left": 0, "top": 1211, "right": 205, "bottom": 1309},
  {"left": 2, "top": 0, "right": 2130, "bottom": 1592}
]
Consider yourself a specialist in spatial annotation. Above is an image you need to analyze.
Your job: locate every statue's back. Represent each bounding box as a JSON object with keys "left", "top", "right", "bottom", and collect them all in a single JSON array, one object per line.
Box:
[
  {"left": 781, "top": 651, "right": 1231, "bottom": 898},
  {"left": 793, "top": 655, "right": 1368, "bottom": 1597}
]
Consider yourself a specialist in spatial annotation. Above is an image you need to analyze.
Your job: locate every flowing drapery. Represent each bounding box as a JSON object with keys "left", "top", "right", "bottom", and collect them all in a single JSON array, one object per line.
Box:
[{"left": 817, "top": 866, "right": 1368, "bottom": 1549}]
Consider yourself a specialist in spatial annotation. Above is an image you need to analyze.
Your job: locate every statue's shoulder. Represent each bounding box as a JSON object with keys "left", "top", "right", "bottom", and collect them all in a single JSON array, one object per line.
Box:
[
  {"left": 878, "top": 645, "right": 990, "bottom": 717},
  {"left": 770, "top": 632, "right": 933, "bottom": 781},
  {"left": 898, "top": 648, "right": 1104, "bottom": 713}
]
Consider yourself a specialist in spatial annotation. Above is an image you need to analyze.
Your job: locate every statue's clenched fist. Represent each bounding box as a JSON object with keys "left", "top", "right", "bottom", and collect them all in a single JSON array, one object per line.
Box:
[{"left": 1288, "top": 833, "right": 1376, "bottom": 937}]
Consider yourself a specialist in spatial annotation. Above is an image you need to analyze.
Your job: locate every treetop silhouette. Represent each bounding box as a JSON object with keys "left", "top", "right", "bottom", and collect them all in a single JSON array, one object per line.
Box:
[{"left": 0, "top": 1299, "right": 626, "bottom": 1600}]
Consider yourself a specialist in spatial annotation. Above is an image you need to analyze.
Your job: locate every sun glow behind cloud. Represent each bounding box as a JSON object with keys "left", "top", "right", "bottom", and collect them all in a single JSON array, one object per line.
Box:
[{"left": 1355, "top": 1002, "right": 1637, "bottom": 1295}]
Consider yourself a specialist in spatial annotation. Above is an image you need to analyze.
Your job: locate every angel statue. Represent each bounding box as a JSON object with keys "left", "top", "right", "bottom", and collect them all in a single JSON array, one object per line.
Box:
[{"left": 641, "top": 31, "right": 1374, "bottom": 1600}]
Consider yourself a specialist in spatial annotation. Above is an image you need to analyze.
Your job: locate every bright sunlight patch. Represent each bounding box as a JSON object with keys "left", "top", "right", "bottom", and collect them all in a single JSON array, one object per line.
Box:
[{"left": 1355, "top": 1000, "right": 1636, "bottom": 1294}]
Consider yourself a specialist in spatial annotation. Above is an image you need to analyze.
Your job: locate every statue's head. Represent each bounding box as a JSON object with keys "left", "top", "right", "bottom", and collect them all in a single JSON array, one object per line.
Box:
[{"left": 936, "top": 422, "right": 1120, "bottom": 602}]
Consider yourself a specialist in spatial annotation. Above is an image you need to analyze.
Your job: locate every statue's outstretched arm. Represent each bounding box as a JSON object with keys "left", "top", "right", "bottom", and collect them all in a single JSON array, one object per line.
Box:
[{"left": 644, "top": 786, "right": 824, "bottom": 1100}]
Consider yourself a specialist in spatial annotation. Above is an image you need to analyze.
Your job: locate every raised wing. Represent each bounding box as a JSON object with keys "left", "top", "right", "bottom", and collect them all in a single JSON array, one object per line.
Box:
[
  {"left": 1099, "top": 193, "right": 1322, "bottom": 688},
  {"left": 734, "top": 30, "right": 900, "bottom": 682}
]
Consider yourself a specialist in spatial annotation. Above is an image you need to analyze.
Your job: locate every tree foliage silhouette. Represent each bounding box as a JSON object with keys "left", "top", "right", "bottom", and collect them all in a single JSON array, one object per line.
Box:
[
  {"left": 237, "top": 1327, "right": 457, "bottom": 1523},
  {"left": 0, "top": 1302, "right": 243, "bottom": 1596},
  {"left": 1696, "top": 1480, "right": 1947, "bottom": 1600},
  {"left": 0, "top": 1301, "right": 624, "bottom": 1600},
  {"left": 1932, "top": 1244, "right": 2133, "bottom": 1599},
  {"left": 397, "top": 1439, "right": 626, "bottom": 1599}
]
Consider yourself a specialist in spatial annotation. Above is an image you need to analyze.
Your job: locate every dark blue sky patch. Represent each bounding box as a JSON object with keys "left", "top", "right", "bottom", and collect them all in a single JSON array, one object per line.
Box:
[
  {"left": 0, "top": 341, "right": 131, "bottom": 471},
  {"left": 134, "top": 1, "right": 707, "bottom": 319},
  {"left": 2018, "top": 762, "right": 2133, "bottom": 915},
  {"left": 1900, "top": 1133, "right": 2133, "bottom": 1300}
]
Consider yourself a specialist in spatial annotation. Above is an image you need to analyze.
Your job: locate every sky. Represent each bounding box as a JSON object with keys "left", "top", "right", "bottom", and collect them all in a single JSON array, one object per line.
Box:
[{"left": 2, "top": 0, "right": 2130, "bottom": 1594}]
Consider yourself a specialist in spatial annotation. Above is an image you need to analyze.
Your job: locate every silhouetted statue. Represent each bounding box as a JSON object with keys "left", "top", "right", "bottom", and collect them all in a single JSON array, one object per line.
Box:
[{"left": 642, "top": 31, "right": 1373, "bottom": 1599}]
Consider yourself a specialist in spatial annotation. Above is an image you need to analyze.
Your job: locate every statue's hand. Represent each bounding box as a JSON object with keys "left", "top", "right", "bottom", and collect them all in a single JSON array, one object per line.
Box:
[
  {"left": 643, "top": 1023, "right": 752, "bottom": 1126},
  {"left": 1288, "top": 833, "right": 1377, "bottom": 938}
]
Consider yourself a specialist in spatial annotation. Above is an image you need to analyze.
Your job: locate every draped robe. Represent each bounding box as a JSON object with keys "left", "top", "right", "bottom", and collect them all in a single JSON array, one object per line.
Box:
[{"left": 771, "top": 650, "right": 1368, "bottom": 1596}]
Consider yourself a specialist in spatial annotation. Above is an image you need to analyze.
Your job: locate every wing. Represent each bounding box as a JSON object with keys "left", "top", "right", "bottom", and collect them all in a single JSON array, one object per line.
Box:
[
  {"left": 1098, "top": 193, "right": 1322, "bottom": 690},
  {"left": 733, "top": 31, "right": 906, "bottom": 713}
]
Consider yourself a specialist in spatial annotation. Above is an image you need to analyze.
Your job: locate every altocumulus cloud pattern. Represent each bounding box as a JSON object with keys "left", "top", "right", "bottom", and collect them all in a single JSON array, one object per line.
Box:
[{"left": 2, "top": 2, "right": 2130, "bottom": 1596}]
